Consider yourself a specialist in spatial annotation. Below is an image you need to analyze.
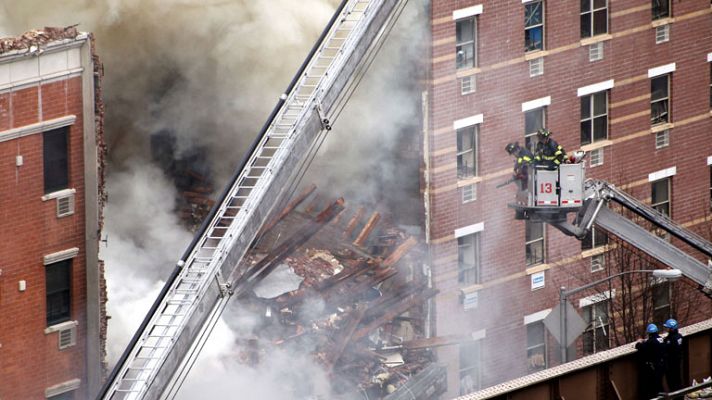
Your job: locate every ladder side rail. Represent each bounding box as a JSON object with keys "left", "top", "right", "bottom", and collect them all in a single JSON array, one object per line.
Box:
[
  {"left": 594, "top": 207, "right": 711, "bottom": 286},
  {"left": 601, "top": 181, "right": 712, "bottom": 258},
  {"left": 100, "top": 0, "right": 394, "bottom": 398}
]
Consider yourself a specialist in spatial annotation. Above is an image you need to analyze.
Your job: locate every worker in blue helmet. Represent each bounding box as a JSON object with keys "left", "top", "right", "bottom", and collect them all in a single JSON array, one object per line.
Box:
[
  {"left": 663, "top": 318, "right": 685, "bottom": 391},
  {"left": 635, "top": 323, "right": 665, "bottom": 399}
]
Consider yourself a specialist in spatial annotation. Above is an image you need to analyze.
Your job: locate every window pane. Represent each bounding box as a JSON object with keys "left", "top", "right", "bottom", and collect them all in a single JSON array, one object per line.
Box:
[
  {"left": 580, "top": 13, "right": 591, "bottom": 38},
  {"left": 526, "top": 221, "right": 543, "bottom": 242},
  {"left": 525, "top": 27, "right": 544, "bottom": 52},
  {"left": 651, "top": 76, "right": 669, "bottom": 101},
  {"left": 525, "top": 109, "right": 544, "bottom": 136},
  {"left": 593, "top": 0, "right": 606, "bottom": 9},
  {"left": 527, "top": 240, "right": 545, "bottom": 266},
  {"left": 43, "top": 127, "right": 69, "bottom": 194},
  {"left": 593, "top": 92, "right": 607, "bottom": 116},
  {"left": 456, "top": 19, "right": 475, "bottom": 43},
  {"left": 581, "top": 0, "right": 591, "bottom": 12},
  {"left": 652, "top": 179, "right": 669, "bottom": 203},
  {"left": 593, "top": 116, "right": 608, "bottom": 141},
  {"left": 456, "top": 44, "right": 475, "bottom": 69},
  {"left": 652, "top": 0, "right": 670, "bottom": 20},
  {"left": 46, "top": 260, "right": 71, "bottom": 326},
  {"left": 581, "top": 96, "right": 591, "bottom": 119},
  {"left": 651, "top": 100, "right": 669, "bottom": 124},
  {"left": 593, "top": 9, "right": 607, "bottom": 35},
  {"left": 581, "top": 120, "right": 592, "bottom": 145},
  {"left": 457, "top": 127, "right": 474, "bottom": 152}
]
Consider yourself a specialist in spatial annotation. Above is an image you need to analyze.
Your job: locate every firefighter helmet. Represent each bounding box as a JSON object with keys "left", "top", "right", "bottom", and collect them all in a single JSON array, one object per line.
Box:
[
  {"left": 647, "top": 323, "right": 659, "bottom": 334},
  {"left": 505, "top": 142, "right": 518, "bottom": 154},
  {"left": 537, "top": 128, "right": 552, "bottom": 138},
  {"left": 664, "top": 319, "right": 678, "bottom": 329}
]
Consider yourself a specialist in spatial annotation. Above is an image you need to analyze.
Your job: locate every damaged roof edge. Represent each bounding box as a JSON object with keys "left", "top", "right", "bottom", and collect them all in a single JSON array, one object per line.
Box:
[
  {"left": 0, "top": 26, "right": 88, "bottom": 59},
  {"left": 457, "top": 317, "right": 712, "bottom": 400}
]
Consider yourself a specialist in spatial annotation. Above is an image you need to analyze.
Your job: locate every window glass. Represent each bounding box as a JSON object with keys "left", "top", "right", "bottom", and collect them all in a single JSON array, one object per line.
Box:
[
  {"left": 651, "top": 178, "right": 671, "bottom": 216},
  {"left": 652, "top": 0, "right": 670, "bottom": 20},
  {"left": 43, "top": 127, "right": 69, "bottom": 194},
  {"left": 458, "top": 233, "right": 480, "bottom": 284},
  {"left": 525, "top": 108, "right": 545, "bottom": 150},
  {"left": 525, "top": 1, "right": 544, "bottom": 52},
  {"left": 457, "top": 126, "right": 478, "bottom": 178},
  {"left": 651, "top": 75, "right": 670, "bottom": 125},
  {"left": 581, "top": 92, "right": 608, "bottom": 145},
  {"left": 526, "top": 221, "right": 545, "bottom": 266},
  {"left": 459, "top": 341, "right": 481, "bottom": 395},
  {"left": 456, "top": 18, "right": 476, "bottom": 69},
  {"left": 583, "top": 300, "right": 610, "bottom": 354},
  {"left": 46, "top": 259, "right": 71, "bottom": 326},
  {"left": 526, "top": 322, "right": 547, "bottom": 372}
]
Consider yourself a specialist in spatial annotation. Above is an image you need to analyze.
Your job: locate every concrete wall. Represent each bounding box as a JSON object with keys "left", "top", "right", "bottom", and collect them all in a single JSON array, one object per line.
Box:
[{"left": 427, "top": 0, "right": 712, "bottom": 397}]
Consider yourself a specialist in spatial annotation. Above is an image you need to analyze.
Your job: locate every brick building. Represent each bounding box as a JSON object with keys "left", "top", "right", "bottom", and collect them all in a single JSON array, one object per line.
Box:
[
  {"left": 424, "top": 1, "right": 712, "bottom": 397},
  {"left": 0, "top": 28, "right": 105, "bottom": 398}
]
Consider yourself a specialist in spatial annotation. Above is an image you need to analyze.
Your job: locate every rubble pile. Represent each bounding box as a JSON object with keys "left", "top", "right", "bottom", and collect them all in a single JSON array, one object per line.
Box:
[
  {"left": 0, "top": 26, "right": 80, "bottom": 54},
  {"left": 224, "top": 187, "right": 446, "bottom": 399}
]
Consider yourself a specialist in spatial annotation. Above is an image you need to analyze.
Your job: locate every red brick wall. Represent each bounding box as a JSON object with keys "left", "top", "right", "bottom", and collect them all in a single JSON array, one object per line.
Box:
[
  {"left": 0, "top": 77, "right": 88, "bottom": 399},
  {"left": 428, "top": 0, "right": 712, "bottom": 396}
]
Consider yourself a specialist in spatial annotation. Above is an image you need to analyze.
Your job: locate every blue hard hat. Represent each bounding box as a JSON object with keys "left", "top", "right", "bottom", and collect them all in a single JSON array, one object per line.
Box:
[
  {"left": 664, "top": 319, "right": 678, "bottom": 329},
  {"left": 646, "top": 323, "right": 659, "bottom": 334}
]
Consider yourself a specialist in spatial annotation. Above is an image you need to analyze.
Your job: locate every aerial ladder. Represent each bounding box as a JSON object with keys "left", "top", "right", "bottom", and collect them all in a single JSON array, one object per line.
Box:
[
  {"left": 98, "top": 0, "right": 410, "bottom": 398},
  {"left": 511, "top": 163, "right": 712, "bottom": 291}
]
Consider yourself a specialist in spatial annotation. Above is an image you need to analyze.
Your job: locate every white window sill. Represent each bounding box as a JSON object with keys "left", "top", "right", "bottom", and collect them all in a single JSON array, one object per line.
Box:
[
  {"left": 651, "top": 122, "right": 674, "bottom": 133},
  {"left": 651, "top": 17, "right": 674, "bottom": 28},
  {"left": 524, "top": 50, "right": 548, "bottom": 61},
  {"left": 580, "top": 139, "right": 613, "bottom": 153},
  {"left": 526, "top": 263, "right": 550, "bottom": 275},
  {"left": 581, "top": 245, "right": 609, "bottom": 259},
  {"left": 580, "top": 33, "right": 612, "bottom": 46},
  {"left": 45, "top": 320, "right": 78, "bottom": 335},
  {"left": 457, "top": 176, "right": 483, "bottom": 188},
  {"left": 41, "top": 188, "right": 75, "bottom": 202},
  {"left": 460, "top": 283, "right": 484, "bottom": 295}
]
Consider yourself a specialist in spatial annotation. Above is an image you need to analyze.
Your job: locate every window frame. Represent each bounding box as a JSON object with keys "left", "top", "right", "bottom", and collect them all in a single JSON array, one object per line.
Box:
[
  {"left": 526, "top": 321, "right": 548, "bottom": 372},
  {"left": 580, "top": 0, "right": 608, "bottom": 39},
  {"left": 456, "top": 124, "right": 479, "bottom": 179},
  {"left": 652, "top": 0, "right": 671, "bottom": 20},
  {"left": 653, "top": 281, "right": 672, "bottom": 323},
  {"left": 456, "top": 16, "right": 477, "bottom": 70},
  {"left": 459, "top": 340, "right": 482, "bottom": 395},
  {"left": 582, "top": 226, "right": 609, "bottom": 251},
  {"left": 458, "top": 232, "right": 481, "bottom": 284},
  {"left": 709, "top": 166, "right": 712, "bottom": 210},
  {"left": 525, "top": 0, "right": 545, "bottom": 53},
  {"left": 43, "top": 127, "right": 70, "bottom": 194},
  {"left": 651, "top": 177, "right": 671, "bottom": 217},
  {"left": 524, "top": 107, "right": 546, "bottom": 151},
  {"left": 46, "top": 259, "right": 72, "bottom": 326},
  {"left": 651, "top": 74, "right": 671, "bottom": 126},
  {"left": 580, "top": 91, "right": 608, "bottom": 146},
  {"left": 583, "top": 299, "right": 610, "bottom": 354},
  {"left": 525, "top": 220, "right": 546, "bottom": 266}
]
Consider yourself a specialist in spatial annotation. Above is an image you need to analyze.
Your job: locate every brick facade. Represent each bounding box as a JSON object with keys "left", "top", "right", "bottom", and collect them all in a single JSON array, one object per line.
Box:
[
  {"left": 426, "top": 1, "right": 712, "bottom": 397},
  {"left": 0, "top": 33, "right": 104, "bottom": 399}
]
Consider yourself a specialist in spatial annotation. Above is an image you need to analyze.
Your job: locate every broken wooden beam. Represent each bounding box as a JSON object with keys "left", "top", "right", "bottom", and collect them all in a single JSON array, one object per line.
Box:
[
  {"left": 234, "top": 198, "right": 345, "bottom": 295},
  {"left": 353, "top": 212, "right": 381, "bottom": 247},
  {"left": 352, "top": 288, "right": 438, "bottom": 341},
  {"left": 343, "top": 207, "right": 365, "bottom": 239},
  {"left": 382, "top": 236, "right": 418, "bottom": 268},
  {"left": 400, "top": 335, "right": 474, "bottom": 350}
]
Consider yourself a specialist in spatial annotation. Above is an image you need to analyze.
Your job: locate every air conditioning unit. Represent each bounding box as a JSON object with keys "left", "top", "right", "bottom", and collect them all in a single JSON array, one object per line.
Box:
[
  {"left": 58, "top": 324, "right": 76, "bottom": 350},
  {"left": 56, "top": 192, "right": 75, "bottom": 218}
]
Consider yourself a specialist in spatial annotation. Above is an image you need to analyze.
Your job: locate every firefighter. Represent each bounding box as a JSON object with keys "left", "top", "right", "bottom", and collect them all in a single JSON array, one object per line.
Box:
[
  {"left": 534, "top": 128, "right": 566, "bottom": 169},
  {"left": 505, "top": 142, "right": 534, "bottom": 192},
  {"left": 663, "top": 319, "right": 685, "bottom": 391},
  {"left": 636, "top": 323, "right": 666, "bottom": 399}
]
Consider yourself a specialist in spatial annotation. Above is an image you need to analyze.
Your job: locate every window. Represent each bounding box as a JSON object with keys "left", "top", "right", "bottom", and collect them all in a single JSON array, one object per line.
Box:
[
  {"left": 582, "top": 226, "right": 609, "bottom": 250},
  {"left": 459, "top": 341, "right": 481, "bottom": 395},
  {"left": 529, "top": 57, "right": 544, "bottom": 77},
  {"left": 580, "top": 91, "right": 608, "bottom": 145},
  {"left": 525, "top": 107, "right": 545, "bottom": 151},
  {"left": 583, "top": 300, "right": 610, "bottom": 354},
  {"left": 652, "top": 0, "right": 670, "bottom": 20},
  {"left": 46, "top": 259, "right": 71, "bottom": 326},
  {"left": 589, "top": 42, "right": 604, "bottom": 61},
  {"left": 651, "top": 178, "right": 671, "bottom": 217},
  {"left": 460, "top": 75, "right": 475, "bottom": 95},
  {"left": 653, "top": 282, "right": 671, "bottom": 323},
  {"left": 651, "top": 74, "right": 670, "bottom": 125},
  {"left": 590, "top": 253, "right": 605, "bottom": 272},
  {"left": 456, "top": 17, "right": 476, "bottom": 69},
  {"left": 709, "top": 166, "right": 711, "bottom": 210},
  {"left": 525, "top": 1, "right": 544, "bottom": 52},
  {"left": 462, "top": 183, "right": 476, "bottom": 203},
  {"left": 708, "top": 63, "right": 711, "bottom": 109},
  {"left": 581, "top": 0, "right": 608, "bottom": 38},
  {"left": 590, "top": 148, "right": 604, "bottom": 167},
  {"left": 457, "top": 125, "right": 478, "bottom": 178},
  {"left": 527, "top": 322, "right": 547, "bottom": 372},
  {"left": 526, "top": 221, "right": 545, "bottom": 266},
  {"left": 458, "top": 233, "right": 481, "bottom": 284},
  {"left": 655, "top": 24, "right": 670, "bottom": 44},
  {"left": 43, "top": 127, "right": 69, "bottom": 194},
  {"left": 655, "top": 129, "right": 670, "bottom": 149}
]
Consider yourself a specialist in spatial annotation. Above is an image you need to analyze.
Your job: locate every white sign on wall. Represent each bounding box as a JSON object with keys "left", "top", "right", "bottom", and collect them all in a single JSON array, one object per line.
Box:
[{"left": 531, "top": 271, "right": 545, "bottom": 291}]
